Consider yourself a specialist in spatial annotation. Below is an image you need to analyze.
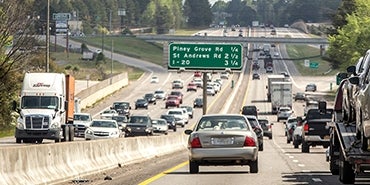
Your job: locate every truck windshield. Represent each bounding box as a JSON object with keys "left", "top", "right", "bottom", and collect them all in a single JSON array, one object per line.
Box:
[{"left": 21, "top": 96, "right": 59, "bottom": 109}]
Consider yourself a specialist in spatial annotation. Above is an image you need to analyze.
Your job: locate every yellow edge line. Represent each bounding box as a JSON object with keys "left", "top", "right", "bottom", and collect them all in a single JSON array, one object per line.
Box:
[{"left": 138, "top": 161, "right": 189, "bottom": 185}]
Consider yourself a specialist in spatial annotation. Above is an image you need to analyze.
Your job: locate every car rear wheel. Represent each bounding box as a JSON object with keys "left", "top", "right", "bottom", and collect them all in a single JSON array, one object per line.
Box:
[
  {"left": 249, "top": 158, "right": 258, "bottom": 173},
  {"left": 189, "top": 161, "right": 199, "bottom": 174},
  {"left": 302, "top": 140, "right": 310, "bottom": 153}
]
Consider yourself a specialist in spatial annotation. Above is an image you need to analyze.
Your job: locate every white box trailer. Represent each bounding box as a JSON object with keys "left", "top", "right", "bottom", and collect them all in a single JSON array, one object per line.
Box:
[
  {"left": 271, "top": 81, "right": 292, "bottom": 114},
  {"left": 266, "top": 74, "right": 287, "bottom": 102}
]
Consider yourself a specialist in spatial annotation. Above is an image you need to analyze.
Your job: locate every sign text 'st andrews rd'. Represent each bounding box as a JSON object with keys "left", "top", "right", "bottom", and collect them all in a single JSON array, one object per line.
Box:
[{"left": 168, "top": 43, "right": 243, "bottom": 70}]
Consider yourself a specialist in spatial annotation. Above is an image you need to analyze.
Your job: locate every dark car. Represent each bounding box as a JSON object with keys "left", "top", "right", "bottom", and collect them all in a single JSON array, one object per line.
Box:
[
  {"left": 241, "top": 105, "right": 258, "bottom": 117},
  {"left": 193, "top": 97, "right": 203, "bottom": 108},
  {"left": 246, "top": 115, "right": 264, "bottom": 151},
  {"left": 252, "top": 73, "right": 260, "bottom": 80},
  {"left": 125, "top": 115, "right": 153, "bottom": 137},
  {"left": 144, "top": 93, "right": 156, "bottom": 104},
  {"left": 111, "top": 115, "right": 128, "bottom": 131},
  {"left": 258, "top": 117, "right": 273, "bottom": 139},
  {"left": 111, "top": 101, "right": 131, "bottom": 118},
  {"left": 294, "top": 92, "right": 306, "bottom": 101},
  {"left": 135, "top": 99, "right": 148, "bottom": 109},
  {"left": 160, "top": 114, "right": 177, "bottom": 131},
  {"left": 305, "top": 83, "right": 317, "bottom": 92}
]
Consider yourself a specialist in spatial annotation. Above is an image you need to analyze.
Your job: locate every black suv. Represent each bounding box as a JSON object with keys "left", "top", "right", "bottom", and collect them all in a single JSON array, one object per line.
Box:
[
  {"left": 241, "top": 105, "right": 258, "bottom": 117},
  {"left": 125, "top": 115, "right": 154, "bottom": 137},
  {"left": 111, "top": 102, "right": 131, "bottom": 118},
  {"left": 144, "top": 93, "right": 156, "bottom": 104}
]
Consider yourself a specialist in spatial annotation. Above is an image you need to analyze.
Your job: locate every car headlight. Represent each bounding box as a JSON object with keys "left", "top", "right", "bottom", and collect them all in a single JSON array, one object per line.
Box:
[
  {"left": 126, "top": 127, "right": 131, "bottom": 132},
  {"left": 85, "top": 129, "right": 94, "bottom": 135},
  {"left": 16, "top": 122, "right": 24, "bottom": 129},
  {"left": 50, "top": 122, "right": 59, "bottom": 129}
]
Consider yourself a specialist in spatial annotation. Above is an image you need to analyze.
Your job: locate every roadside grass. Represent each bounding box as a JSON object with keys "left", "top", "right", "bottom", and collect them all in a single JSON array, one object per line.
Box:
[
  {"left": 0, "top": 125, "right": 15, "bottom": 138},
  {"left": 52, "top": 52, "right": 144, "bottom": 81},
  {"left": 286, "top": 45, "right": 338, "bottom": 76},
  {"left": 71, "top": 36, "right": 164, "bottom": 66}
]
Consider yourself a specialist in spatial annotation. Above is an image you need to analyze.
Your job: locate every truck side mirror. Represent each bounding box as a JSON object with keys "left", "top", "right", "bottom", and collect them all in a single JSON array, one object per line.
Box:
[{"left": 12, "top": 100, "right": 20, "bottom": 113}]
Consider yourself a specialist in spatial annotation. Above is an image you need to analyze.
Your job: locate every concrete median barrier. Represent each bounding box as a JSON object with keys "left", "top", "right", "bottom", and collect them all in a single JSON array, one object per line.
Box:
[{"left": 0, "top": 134, "right": 188, "bottom": 185}]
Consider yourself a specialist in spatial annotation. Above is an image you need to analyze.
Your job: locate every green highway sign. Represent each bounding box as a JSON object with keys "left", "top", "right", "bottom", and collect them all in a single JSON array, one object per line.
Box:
[
  {"left": 168, "top": 43, "right": 243, "bottom": 70},
  {"left": 309, "top": 61, "right": 319, "bottom": 69}
]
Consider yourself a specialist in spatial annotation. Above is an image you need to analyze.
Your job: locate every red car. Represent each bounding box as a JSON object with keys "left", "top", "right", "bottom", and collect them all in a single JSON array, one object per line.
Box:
[
  {"left": 187, "top": 82, "right": 197, "bottom": 92},
  {"left": 194, "top": 71, "right": 202, "bottom": 77},
  {"left": 169, "top": 91, "right": 183, "bottom": 104},
  {"left": 165, "top": 95, "right": 180, "bottom": 109}
]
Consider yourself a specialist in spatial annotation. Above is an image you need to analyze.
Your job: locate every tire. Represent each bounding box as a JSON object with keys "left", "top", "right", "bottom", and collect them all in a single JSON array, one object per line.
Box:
[
  {"left": 287, "top": 138, "right": 291, "bottom": 144},
  {"left": 165, "top": 106, "right": 168, "bottom": 109},
  {"left": 16, "top": 138, "right": 22, "bottom": 143},
  {"left": 277, "top": 118, "right": 280, "bottom": 122},
  {"left": 182, "top": 124, "right": 185, "bottom": 128},
  {"left": 294, "top": 141, "right": 299, "bottom": 148},
  {"left": 68, "top": 125, "right": 75, "bottom": 141},
  {"left": 173, "top": 127, "right": 177, "bottom": 132},
  {"left": 62, "top": 125, "right": 70, "bottom": 142},
  {"left": 249, "top": 158, "right": 258, "bottom": 173},
  {"left": 36, "top": 139, "right": 43, "bottom": 144},
  {"left": 361, "top": 131, "right": 368, "bottom": 151},
  {"left": 301, "top": 140, "right": 309, "bottom": 153},
  {"left": 189, "top": 161, "right": 199, "bottom": 174},
  {"left": 269, "top": 135, "right": 272, "bottom": 140},
  {"left": 339, "top": 148, "right": 355, "bottom": 184},
  {"left": 259, "top": 143, "right": 263, "bottom": 151}
]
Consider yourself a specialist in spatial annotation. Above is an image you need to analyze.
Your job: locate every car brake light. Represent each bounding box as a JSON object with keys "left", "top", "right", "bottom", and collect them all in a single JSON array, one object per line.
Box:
[
  {"left": 244, "top": 136, "right": 256, "bottom": 147},
  {"left": 304, "top": 124, "right": 309, "bottom": 132},
  {"left": 190, "top": 137, "right": 202, "bottom": 148}
]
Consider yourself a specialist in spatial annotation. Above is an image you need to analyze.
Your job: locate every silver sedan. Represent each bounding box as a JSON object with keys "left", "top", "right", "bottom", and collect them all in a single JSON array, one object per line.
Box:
[{"left": 184, "top": 114, "right": 259, "bottom": 174}]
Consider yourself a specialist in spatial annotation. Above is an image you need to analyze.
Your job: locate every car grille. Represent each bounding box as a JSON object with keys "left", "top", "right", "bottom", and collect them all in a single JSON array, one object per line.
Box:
[
  {"left": 94, "top": 131, "right": 109, "bottom": 136},
  {"left": 25, "top": 115, "right": 50, "bottom": 129}
]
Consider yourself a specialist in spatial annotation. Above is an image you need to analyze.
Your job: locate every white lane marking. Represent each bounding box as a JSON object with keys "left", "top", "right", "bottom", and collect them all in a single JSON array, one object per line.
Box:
[
  {"left": 312, "top": 178, "right": 322, "bottom": 182},
  {"left": 288, "top": 155, "right": 294, "bottom": 159},
  {"left": 292, "top": 160, "right": 299, "bottom": 163},
  {"left": 298, "top": 164, "right": 305, "bottom": 167}
]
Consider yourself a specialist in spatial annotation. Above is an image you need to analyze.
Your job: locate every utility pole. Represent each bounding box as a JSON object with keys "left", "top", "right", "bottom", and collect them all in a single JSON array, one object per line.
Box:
[{"left": 46, "top": 0, "right": 50, "bottom": 72}]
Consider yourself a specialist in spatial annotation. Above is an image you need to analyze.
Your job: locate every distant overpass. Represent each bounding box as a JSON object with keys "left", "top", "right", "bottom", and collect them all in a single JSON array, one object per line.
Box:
[{"left": 137, "top": 35, "right": 329, "bottom": 45}]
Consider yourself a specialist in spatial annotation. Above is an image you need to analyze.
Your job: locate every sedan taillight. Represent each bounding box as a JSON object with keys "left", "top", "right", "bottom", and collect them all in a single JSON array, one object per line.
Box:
[
  {"left": 190, "top": 137, "right": 202, "bottom": 148},
  {"left": 244, "top": 136, "right": 256, "bottom": 147},
  {"left": 304, "top": 124, "right": 309, "bottom": 133}
]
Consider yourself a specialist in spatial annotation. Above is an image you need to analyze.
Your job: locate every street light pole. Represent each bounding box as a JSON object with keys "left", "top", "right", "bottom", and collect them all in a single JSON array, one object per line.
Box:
[{"left": 46, "top": 0, "right": 50, "bottom": 72}]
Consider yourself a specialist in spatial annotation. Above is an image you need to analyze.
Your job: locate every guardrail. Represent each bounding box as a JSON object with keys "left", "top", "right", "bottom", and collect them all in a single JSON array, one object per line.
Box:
[{"left": 0, "top": 134, "right": 188, "bottom": 185}]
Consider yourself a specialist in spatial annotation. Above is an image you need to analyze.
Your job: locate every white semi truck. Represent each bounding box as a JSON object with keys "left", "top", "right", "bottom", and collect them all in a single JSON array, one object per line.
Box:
[
  {"left": 270, "top": 81, "right": 292, "bottom": 114},
  {"left": 14, "top": 73, "right": 75, "bottom": 143}
]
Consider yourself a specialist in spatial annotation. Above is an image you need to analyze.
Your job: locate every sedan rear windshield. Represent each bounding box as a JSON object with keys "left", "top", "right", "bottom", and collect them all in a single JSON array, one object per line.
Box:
[{"left": 196, "top": 117, "right": 249, "bottom": 131}]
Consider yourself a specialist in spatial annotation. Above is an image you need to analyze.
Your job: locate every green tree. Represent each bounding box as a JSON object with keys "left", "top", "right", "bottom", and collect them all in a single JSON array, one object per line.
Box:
[
  {"left": 0, "top": 1, "right": 39, "bottom": 126},
  {"left": 328, "top": 0, "right": 356, "bottom": 35},
  {"left": 184, "top": 0, "right": 213, "bottom": 27},
  {"left": 155, "top": 5, "right": 171, "bottom": 34},
  {"left": 327, "top": 0, "right": 370, "bottom": 69}
]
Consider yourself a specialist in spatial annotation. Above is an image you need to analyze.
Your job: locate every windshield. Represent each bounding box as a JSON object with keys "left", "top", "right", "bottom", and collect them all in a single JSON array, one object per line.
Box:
[
  {"left": 196, "top": 116, "right": 249, "bottom": 131},
  {"left": 129, "top": 116, "right": 149, "bottom": 124},
  {"left": 91, "top": 121, "right": 117, "bottom": 128},
  {"left": 74, "top": 114, "right": 90, "bottom": 121},
  {"left": 21, "top": 96, "right": 59, "bottom": 109}
]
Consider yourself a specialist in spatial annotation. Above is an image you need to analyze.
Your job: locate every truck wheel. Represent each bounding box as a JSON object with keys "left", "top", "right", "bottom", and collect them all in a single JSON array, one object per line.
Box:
[
  {"left": 62, "top": 126, "right": 70, "bottom": 142},
  {"left": 16, "top": 138, "right": 22, "bottom": 143},
  {"left": 55, "top": 138, "right": 61, "bottom": 143},
  {"left": 68, "top": 125, "right": 75, "bottom": 141},
  {"left": 361, "top": 132, "right": 368, "bottom": 151},
  {"left": 189, "top": 161, "right": 199, "bottom": 174},
  {"left": 36, "top": 139, "right": 43, "bottom": 144},
  {"left": 293, "top": 140, "right": 299, "bottom": 148},
  {"left": 259, "top": 143, "right": 263, "bottom": 151},
  {"left": 269, "top": 135, "right": 272, "bottom": 140},
  {"left": 339, "top": 148, "right": 355, "bottom": 184},
  {"left": 301, "top": 141, "right": 310, "bottom": 153},
  {"left": 249, "top": 158, "right": 258, "bottom": 173}
]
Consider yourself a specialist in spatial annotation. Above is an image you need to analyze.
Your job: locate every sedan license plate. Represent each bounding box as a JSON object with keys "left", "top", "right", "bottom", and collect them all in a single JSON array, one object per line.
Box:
[{"left": 211, "top": 137, "right": 234, "bottom": 145}]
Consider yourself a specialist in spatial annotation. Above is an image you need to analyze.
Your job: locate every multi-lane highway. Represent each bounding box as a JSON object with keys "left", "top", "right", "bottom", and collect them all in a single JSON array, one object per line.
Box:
[{"left": 2, "top": 27, "right": 342, "bottom": 185}]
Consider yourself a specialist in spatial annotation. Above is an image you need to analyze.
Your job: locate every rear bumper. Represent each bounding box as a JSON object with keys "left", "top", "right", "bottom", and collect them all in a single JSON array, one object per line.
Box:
[{"left": 190, "top": 147, "right": 258, "bottom": 164}]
